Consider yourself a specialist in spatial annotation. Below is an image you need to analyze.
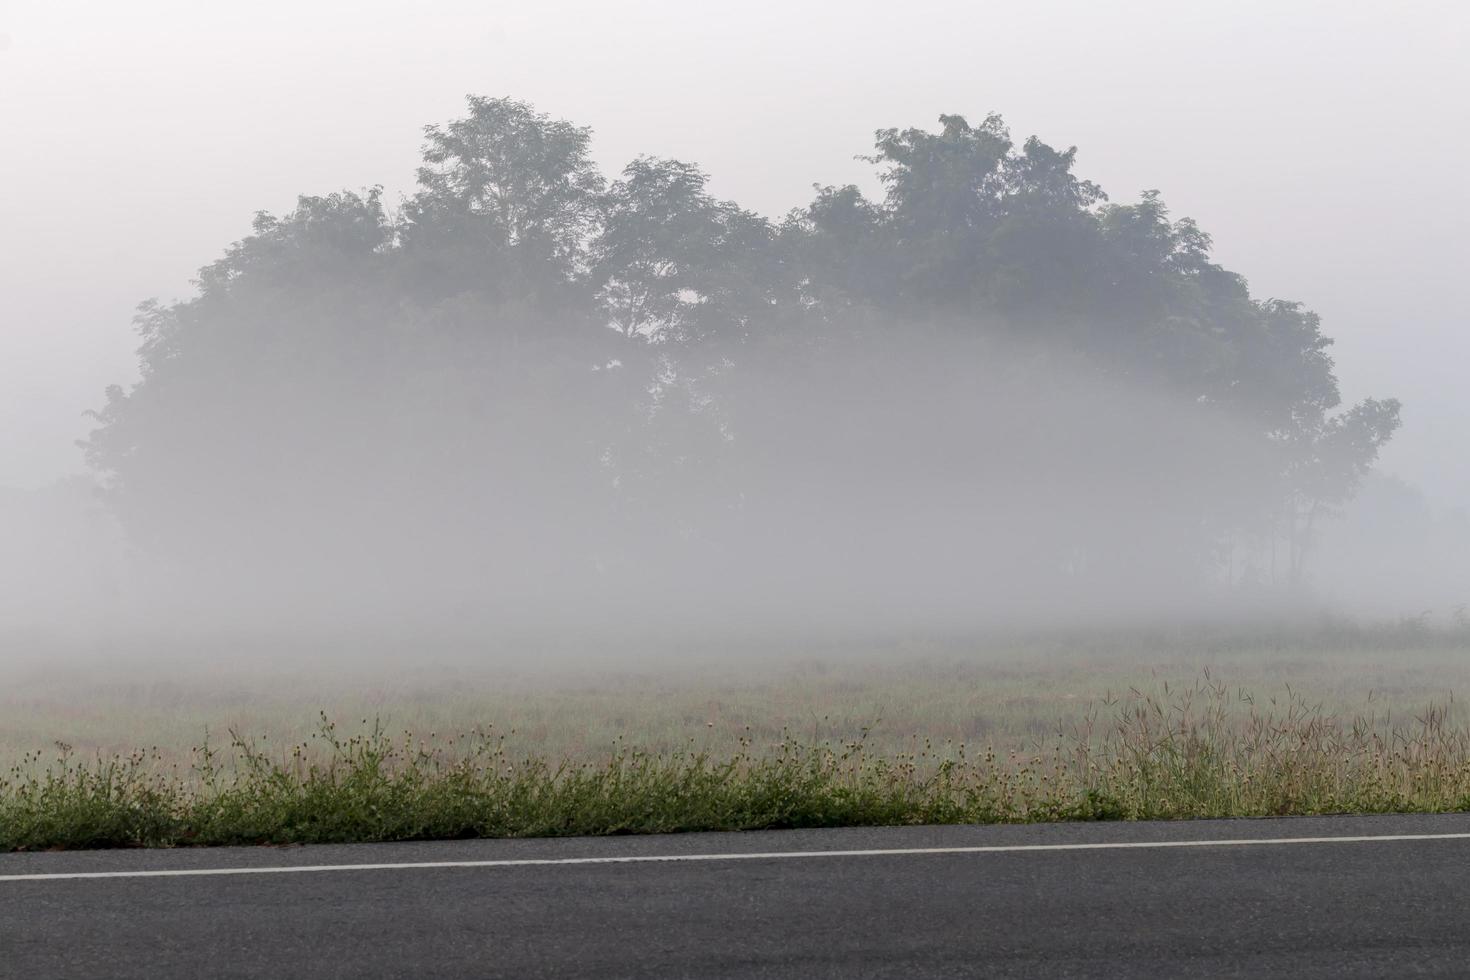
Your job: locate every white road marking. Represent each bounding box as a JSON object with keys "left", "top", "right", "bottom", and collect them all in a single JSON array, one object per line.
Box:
[{"left": 5, "top": 831, "right": 1470, "bottom": 882}]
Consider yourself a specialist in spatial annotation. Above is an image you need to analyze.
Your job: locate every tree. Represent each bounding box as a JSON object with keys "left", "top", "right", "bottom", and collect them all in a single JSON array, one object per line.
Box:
[
  {"left": 81, "top": 98, "right": 1400, "bottom": 625},
  {"left": 405, "top": 96, "right": 605, "bottom": 301},
  {"left": 867, "top": 113, "right": 1012, "bottom": 306},
  {"left": 1279, "top": 396, "right": 1402, "bottom": 584},
  {"left": 593, "top": 157, "right": 736, "bottom": 341}
]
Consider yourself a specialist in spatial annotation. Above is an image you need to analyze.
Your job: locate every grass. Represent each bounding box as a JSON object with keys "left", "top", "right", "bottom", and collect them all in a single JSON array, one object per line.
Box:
[
  {"left": 9, "top": 673, "right": 1470, "bottom": 850},
  {"left": 8, "top": 619, "right": 1470, "bottom": 767}
]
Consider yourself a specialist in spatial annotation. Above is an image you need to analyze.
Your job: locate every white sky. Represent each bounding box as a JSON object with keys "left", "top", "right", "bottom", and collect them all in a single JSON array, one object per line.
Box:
[{"left": 2, "top": 0, "right": 1466, "bottom": 502}]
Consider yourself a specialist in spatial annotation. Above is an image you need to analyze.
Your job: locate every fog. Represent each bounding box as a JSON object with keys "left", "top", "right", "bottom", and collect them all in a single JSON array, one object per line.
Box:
[
  {"left": 2, "top": 2, "right": 1467, "bottom": 652},
  {"left": 0, "top": 327, "right": 1403, "bottom": 644},
  {"left": 1, "top": 335, "right": 1277, "bottom": 635}
]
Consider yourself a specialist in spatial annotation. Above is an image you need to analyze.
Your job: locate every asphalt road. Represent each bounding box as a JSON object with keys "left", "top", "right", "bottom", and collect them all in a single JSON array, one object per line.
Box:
[{"left": 6, "top": 814, "right": 1470, "bottom": 978}]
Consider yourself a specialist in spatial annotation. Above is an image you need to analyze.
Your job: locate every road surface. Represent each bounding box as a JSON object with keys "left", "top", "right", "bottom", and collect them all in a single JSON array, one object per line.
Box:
[{"left": 6, "top": 813, "right": 1470, "bottom": 978}]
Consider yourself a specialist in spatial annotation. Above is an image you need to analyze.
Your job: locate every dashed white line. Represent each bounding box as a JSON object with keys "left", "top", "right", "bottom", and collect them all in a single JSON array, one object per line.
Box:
[{"left": 5, "top": 832, "right": 1470, "bottom": 882}]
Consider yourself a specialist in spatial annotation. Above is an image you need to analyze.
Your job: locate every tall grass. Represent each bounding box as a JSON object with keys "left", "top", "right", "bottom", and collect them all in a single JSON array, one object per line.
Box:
[
  {"left": 10, "top": 625, "right": 1470, "bottom": 766},
  {"left": 6, "top": 677, "right": 1470, "bottom": 850}
]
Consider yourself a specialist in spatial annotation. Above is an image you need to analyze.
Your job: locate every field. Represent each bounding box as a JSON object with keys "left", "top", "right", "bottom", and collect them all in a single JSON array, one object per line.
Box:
[
  {"left": 8, "top": 621, "right": 1470, "bottom": 761},
  {"left": 5, "top": 621, "right": 1470, "bottom": 849}
]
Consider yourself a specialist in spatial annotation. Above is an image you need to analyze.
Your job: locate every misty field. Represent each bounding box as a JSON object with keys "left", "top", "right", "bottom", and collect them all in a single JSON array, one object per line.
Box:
[
  {"left": 7, "top": 624, "right": 1470, "bottom": 849},
  {"left": 8, "top": 624, "right": 1470, "bottom": 761},
  {"left": 3, "top": 92, "right": 1455, "bottom": 852}
]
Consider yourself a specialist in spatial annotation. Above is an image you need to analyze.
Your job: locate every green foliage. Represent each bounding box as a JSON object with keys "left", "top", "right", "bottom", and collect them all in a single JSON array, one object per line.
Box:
[
  {"left": 8, "top": 681, "right": 1470, "bottom": 851},
  {"left": 412, "top": 95, "right": 604, "bottom": 283},
  {"left": 80, "top": 96, "right": 1399, "bottom": 599},
  {"left": 593, "top": 157, "right": 775, "bottom": 343}
]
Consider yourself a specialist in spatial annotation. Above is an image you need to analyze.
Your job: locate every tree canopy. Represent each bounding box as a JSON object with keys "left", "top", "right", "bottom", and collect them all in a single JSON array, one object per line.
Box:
[{"left": 83, "top": 96, "right": 1399, "bottom": 629}]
